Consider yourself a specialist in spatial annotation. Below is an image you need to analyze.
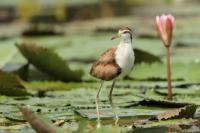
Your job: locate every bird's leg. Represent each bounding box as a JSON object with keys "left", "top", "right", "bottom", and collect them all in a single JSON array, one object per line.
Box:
[
  {"left": 95, "top": 80, "right": 103, "bottom": 128},
  {"left": 109, "top": 80, "right": 119, "bottom": 125}
]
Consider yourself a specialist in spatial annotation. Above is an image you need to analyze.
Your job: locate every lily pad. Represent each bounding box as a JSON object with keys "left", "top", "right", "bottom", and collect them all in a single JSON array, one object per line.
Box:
[
  {"left": 76, "top": 108, "right": 164, "bottom": 120},
  {"left": 133, "top": 119, "right": 199, "bottom": 133},
  {"left": 24, "top": 81, "right": 95, "bottom": 91},
  {"left": 154, "top": 87, "right": 200, "bottom": 96},
  {"left": 134, "top": 49, "right": 161, "bottom": 64},
  {"left": 21, "top": 24, "right": 64, "bottom": 37},
  {"left": 16, "top": 43, "right": 84, "bottom": 82},
  {"left": 3, "top": 63, "right": 29, "bottom": 80},
  {"left": 138, "top": 90, "right": 191, "bottom": 108},
  {"left": 131, "top": 62, "right": 200, "bottom": 82},
  {"left": 68, "top": 48, "right": 161, "bottom": 64},
  {"left": 0, "top": 70, "right": 30, "bottom": 96},
  {"left": 150, "top": 105, "right": 197, "bottom": 120}
]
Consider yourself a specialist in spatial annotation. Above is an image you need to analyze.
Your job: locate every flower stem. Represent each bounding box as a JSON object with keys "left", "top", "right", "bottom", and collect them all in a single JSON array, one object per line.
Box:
[{"left": 166, "top": 46, "right": 172, "bottom": 100}]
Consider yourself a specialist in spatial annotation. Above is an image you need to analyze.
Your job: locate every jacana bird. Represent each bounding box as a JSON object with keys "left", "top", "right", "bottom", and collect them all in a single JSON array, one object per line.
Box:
[{"left": 90, "top": 27, "right": 135, "bottom": 127}]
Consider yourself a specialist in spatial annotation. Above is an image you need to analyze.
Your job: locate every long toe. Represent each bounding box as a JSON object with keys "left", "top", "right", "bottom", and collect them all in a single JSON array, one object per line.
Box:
[
  {"left": 114, "top": 114, "right": 119, "bottom": 125},
  {"left": 96, "top": 121, "right": 101, "bottom": 128},
  {"left": 114, "top": 118, "right": 119, "bottom": 125}
]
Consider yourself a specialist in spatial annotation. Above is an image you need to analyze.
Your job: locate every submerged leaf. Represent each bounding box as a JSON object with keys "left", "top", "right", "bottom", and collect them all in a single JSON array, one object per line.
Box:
[
  {"left": 0, "top": 70, "right": 30, "bottom": 96},
  {"left": 150, "top": 105, "right": 197, "bottom": 121},
  {"left": 16, "top": 43, "right": 84, "bottom": 82}
]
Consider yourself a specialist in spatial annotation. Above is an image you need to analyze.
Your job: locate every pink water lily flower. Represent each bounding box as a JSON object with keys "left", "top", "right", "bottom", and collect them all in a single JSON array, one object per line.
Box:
[
  {"left": 156, "top": 14, "right": 175, "bottom": 47},
  {"left": 155, "top": 14, "right": 175, "bottom": 100}
]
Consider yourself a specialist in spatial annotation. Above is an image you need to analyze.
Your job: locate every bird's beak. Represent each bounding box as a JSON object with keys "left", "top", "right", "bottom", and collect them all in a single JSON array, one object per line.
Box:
[{"left": 111, "top": 35, "right": 120, "bottom": 40}]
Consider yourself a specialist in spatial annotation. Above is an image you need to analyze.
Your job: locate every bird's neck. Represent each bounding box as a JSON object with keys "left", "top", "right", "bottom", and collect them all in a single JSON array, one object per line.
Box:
[{"left": 119, "top": 37, "right": 132, "bottom": 46}]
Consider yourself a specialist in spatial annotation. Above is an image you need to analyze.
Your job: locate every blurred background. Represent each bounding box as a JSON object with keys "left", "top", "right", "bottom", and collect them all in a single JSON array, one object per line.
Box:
[{"left": 0, "top": 0, "right": 200, "bottom": 81}]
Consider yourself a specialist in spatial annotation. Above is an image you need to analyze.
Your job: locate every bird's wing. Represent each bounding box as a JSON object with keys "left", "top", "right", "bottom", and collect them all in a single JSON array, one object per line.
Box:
[{"left": 90, "top": 47, "right": 121, "bottom": 81}]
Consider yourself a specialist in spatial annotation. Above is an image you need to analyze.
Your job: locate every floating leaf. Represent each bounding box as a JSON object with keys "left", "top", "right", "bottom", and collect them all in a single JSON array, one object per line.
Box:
[
  {"left": 16, "top": 43, "right": 84, "bottom": 82},
  {"left": 3, "top": 63, "right": 29, "bottom": 80},
  {"left": 131, "top": 63, "right": 200, "bottom": 82},
  {"left": 76, "top": 108, "right": 163, "bottom": 120},
  {"left": 150, "top": 105, "right": 197, "bottom": 121},
  {"left": 0, "top": 39, "right": 18, "bottom": 68},
  {"left": 175, "top": 38, "right": 200, "bottom": 47},
  {"left": 4, "top": 112, "right": 25, "bottom": 122},
  {"left": 139, "top": 96, "right": 190, "bottom": 108},
  {"left": 137, "top": 31, "right": 157, "bottom": 39},
  {"left": 21, "top": 24, "right": 64, "bottom": 37},
  {"left": 154, "top": 87, "right": 200, "bottom": 96},
  {"left": 25, "top": 81, "right": 95, "bottom": 91},
  {"left": 0, "top": 70, "right": 30, "bottom": 96},
  {"left": 13, "top": 64, "right": 29, "bottom": 80},
  {"left": 69, "top": 48, "right": 161, "bottom": 64},
  {"left": 133, "top": 119, "right": 198, "bottom": 132}
]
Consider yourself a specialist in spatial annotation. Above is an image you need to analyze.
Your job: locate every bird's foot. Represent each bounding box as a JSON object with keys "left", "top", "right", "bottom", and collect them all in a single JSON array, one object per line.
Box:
[
  {"left": 96, "top": 120, "right": 101, "bottom": 128},
  {"left": 114, "top": 115, "right": 119, "bottom": 125}
]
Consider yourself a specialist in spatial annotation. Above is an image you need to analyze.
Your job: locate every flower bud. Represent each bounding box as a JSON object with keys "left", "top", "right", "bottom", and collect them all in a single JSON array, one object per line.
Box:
[{"left": 155, "top": 14, "right": 175, "bottom": 47}]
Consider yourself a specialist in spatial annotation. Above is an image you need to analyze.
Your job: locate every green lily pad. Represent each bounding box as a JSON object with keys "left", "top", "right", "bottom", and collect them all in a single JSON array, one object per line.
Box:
[
  {"left": 131, "top": 62, "right": 200, "bottom": 82},
  {"left": 69, "top": 48, "right": 161, "bottom": 64},
  {"left": 138, "top": 90, "right": 191, "bottom": 108},
  {"left": 133, "top": 118, "right": 198, "bottom": 133},
  {"left": 154, "top": 87, "right": 200, "bottom": 96},
  {"left": 16, "top": 43, "right": 84, "bottom": 82},
  {"left": 24, "top": 81, "right": 95, "bottom": 91},
  {"left": 3, "top": 63, "right": 29, "bottom": 80},
  {"left": 0, "top": 39, "right": 18, "bottom": 68},
  {"left": 0, "top": 70, "right": 30, "bottom": 96},
  {"left": 134, "top": 49, "right": 161, "bottom": 64},
  {"left": 150, "top": 105, "right": 197, "bottom": 120},
  {"left": 76, "top": 108, "right": 164, "bottom": 120}
]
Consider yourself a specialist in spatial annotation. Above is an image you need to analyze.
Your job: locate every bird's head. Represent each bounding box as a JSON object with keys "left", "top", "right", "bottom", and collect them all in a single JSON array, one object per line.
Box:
[{"left": 111, "top": 27, "right": 133, "bottom": 40}]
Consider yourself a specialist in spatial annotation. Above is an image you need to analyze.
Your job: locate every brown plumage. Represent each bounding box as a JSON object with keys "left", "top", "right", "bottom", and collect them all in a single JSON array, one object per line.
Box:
[{"left": 90, "top": 46, "right": 121, "bottom": 81}]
